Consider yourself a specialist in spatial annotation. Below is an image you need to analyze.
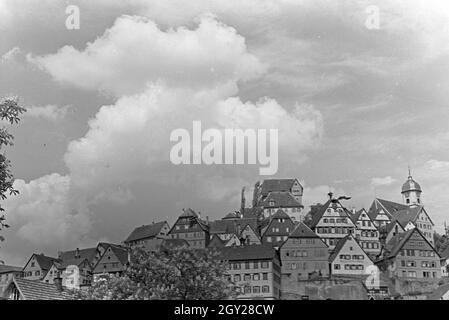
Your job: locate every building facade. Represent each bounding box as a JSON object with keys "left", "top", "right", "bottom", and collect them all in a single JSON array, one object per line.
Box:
[
  {"left": 329, "top": 235, "right": 374, "bottom": 277},
  {"left": 0, "top": 266, "right": 22, "bottom": 297},
  {"left": 168, "top": 208, "right": 209, "bottom": 248},
  {"left": 217, "top": 245, "right": 282, "bottom": 300},
  {"left": 377, "top": 228, "right": 441, "bottom": 281},
  {"left": 352, "top": 209, "right": 381, "bottom": 255},
  {"left": 280, "top": 222, "right": 329, "bottom": 287},
  {"left": 309, "top": 195, "right": 356, "bottom": 250}
]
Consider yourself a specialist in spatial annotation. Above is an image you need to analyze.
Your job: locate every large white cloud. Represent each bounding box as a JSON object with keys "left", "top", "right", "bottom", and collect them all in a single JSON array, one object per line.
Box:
[
  {"left": 31, "top": 14, "right": 266, "bottom": 97},
  {"left": 5, "top": 14, "right": 323, "bottom": 254},
  {"left": 4, "top": 174, "right": 91, "bottom": 247}
]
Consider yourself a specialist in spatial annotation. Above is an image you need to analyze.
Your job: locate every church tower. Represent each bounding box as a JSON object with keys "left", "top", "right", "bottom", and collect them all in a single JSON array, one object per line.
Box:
[{"left": 401, "top": 167, "right": 422, "bottom": 206}]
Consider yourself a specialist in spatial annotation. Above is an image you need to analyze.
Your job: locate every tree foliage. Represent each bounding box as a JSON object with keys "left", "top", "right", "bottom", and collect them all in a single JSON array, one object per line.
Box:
[
  {"left": 434, "top": 232, "right": 449, "bottom": 255},
  {"left": 0, "top": 97, "right": 25, "bottom": 263},
  {"left": 78, "top": 246, "right": 239, "bottom": 300}
]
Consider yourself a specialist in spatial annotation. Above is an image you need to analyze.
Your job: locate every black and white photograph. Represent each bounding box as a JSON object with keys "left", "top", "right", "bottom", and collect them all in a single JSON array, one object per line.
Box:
[{"left": 1, "top": 0, "right": 449, "bottom": 310}]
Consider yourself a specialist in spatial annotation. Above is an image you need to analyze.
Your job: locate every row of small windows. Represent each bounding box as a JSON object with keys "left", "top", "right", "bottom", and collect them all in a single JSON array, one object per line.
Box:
[
  {"left": 231, "top": 273, "right": 269, "bottom": 282},
  {"left": 317, "top": 227, "right": 354, "bottom": 235},
  {"left": 400, "top": 260, "right": 438, "bottom": 268},
  {"left": 399, "top": 250, "right": 436, "bottom": 257},
  {"left": 289, "top": 239, "right": 315, "bottom": 245},
  {"left": 238, "top": 285, "right": 271, "bottom": 294},
  {"left": 334, "top": 264, "right": 365, "bottom": 271},
  {"left": 418, "top": 223, "right": 431, "bottom": 230},
  {"left": 24, "top": 271, "right": 40, "bottom": 277},
  {"left": 323, "top": 238, "right": 349, "bottom": 246},
  {"left": 326, "top": 208, "right": 344, "bottom": 214},
  {"left": 339, "top": 254, "right": 365, "bottom": 260},
  {"left": 284, "top": 262, "right": 327, "bottom": 270},
  {"left": 400, "top": 271, "right": 438, "bottom": 278},
  {"left": 266, "top": 236, "right": 288, "bottom": 243},
  {"left": 360, "top": 242, "right": 380, "bottom": 249},
  {"left": 323, "top": 217, "right": 347, "bottom": 223},
  {"left": 358, "top": 221, "right": 373, "bottom": 227},
  {"left": 360, "top": 231, "right": 378, "bottom": 238},
  {"left": 230, "top": 261, "right": 270, "bottom": 270},
  {"left": 272, "top": 227, "right": 289, "bottom": 233},
  {"left": 282, "top": 248, "right": 328, "bottom": 258},
  {"left": 171, "top": 232, "right": 204, "bottom": 239}
]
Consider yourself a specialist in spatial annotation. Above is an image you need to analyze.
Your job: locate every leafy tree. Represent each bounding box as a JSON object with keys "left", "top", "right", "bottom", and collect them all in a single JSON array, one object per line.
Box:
[
  {"left": 0, "top": 97, "right": 25, "bottom": 264},
  {"left": 78, "top": 246, "right": 239, "bottom": 300},
  {"left": 434, "top": 232, "right": 449, "bottom": 255}
]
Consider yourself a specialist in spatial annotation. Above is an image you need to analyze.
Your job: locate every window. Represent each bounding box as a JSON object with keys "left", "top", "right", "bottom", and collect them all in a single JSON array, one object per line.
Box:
[
  {"left": 253, "top": 274, "right": 260, "bottom": 281},
  {"left": 233, "top": 263, "right": 241, "bottom": 270},
  {"left": 267, "top": 237, "right": 272, "bottom": 243},
  {"left": 175, "top": 226, "right": 180, "bottom": 230},
  {"left": 323, "top": 218, "right": 328, "bottom": 223},
  {"left": 31, "top": 262, "right": 35, "bottom": 267},
  {"left": 334, "top": 264, "right": 341, "bottom": 270},
  {"left": 261, "top": 262, "right": 269, "bottom": 269},
  {"left": 262, "top": 285, "right": 270, "bottom": 293},
  {"left": 244, "top": 274, "right": 251, "bottom": 281},
  {"left": 408, "top": 271, "right": 417, "bottom": 278},
  {"left": 234, "top": 274, "right": 241, "bottom": 282},
  {"left": 406, "top": 261, "right": 416, "bottom": 267},
  {"left": 35, "top": 271, "right": 40, "bottom": 276},
  {"left": 253, "top": 286, "right": 261, "bottom": 294},
  {"left": 262, "top": 273, "right": 268, "bottom": 280},
  {"left": 244, "top": 286, "right": 251, "bottom": 294},
  {"left": 253, "top": 262, "right": 259, "bottom": 269},
  {"left": 245, "top": 262, "right": 250, "bottom": 269}
]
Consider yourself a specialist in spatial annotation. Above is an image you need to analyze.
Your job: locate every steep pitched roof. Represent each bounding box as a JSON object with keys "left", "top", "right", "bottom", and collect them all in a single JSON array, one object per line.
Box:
[
  {"left": 180, "top": 208, "right": 199, "bottom": 218},
  {"left": 385, "top": 228, "right": 438, "bottom": 259},
  {"left": 329, "top": 236, "right": 352, "bottom": 262},
  {"left": 124, "top": 221, "right": 168, "bottom": 243},
  {"left": 309, "top": 199, "right": 354, "bottom": 228},
  {"left": 272, "top": 209, "right": 291, "bottom": 219},
  {"left": 289, "top": 222, "right": 319, "bottom": 239},
  {"left": 216, "top": 244, "right": 278, "bottom": 261},
  {"left": 329, "top": 235, "right": 370, "bottom": 263},
  {"left": 350, "top": 209, "right": 363, "bottom": 224},
  {"left": 109, "top": 246, "right": 129, "bottom": 265},
  {"left": 58, "top": 248, "right": 97, "bottom": 266},
  {"left": 392, "top": 206, "right": 434, "bottom": 227},
  {"left": 260, "top": 191, "right": 303, "bottom": 208},
  {"left": 259, "top": 179, "right": 299, "bottom": 196},
  {"left": 209, "top": 220, "right": 237, "bottom": 234},
  {"left": 26, "top": 254, "right": 59, "bottom": 272},
  {"left": 5, "top": 277, "right": 74, "bottom": 300},
  {"left": 372, "top": 198, "right": 409, "bottom": 218}
]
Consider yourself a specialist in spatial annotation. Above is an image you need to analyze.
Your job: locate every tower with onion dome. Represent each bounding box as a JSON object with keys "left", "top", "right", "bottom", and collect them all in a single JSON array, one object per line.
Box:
[{"left": 401, "top": 167, "right": 422, "bottom": 206}]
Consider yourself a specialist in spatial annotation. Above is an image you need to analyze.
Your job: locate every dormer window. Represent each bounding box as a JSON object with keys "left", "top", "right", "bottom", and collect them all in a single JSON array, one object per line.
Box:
[
  {"left": 406, "top": 199, "right": 410, "bottom": 204},
  {"left": 269, "top": 201, "right": 275, "bottom": 206}
]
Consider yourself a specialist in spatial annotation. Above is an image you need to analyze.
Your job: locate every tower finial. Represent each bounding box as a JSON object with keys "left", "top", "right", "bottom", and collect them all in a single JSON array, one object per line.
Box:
[{"left": 408, "top": 164, "right": 412, "bottom": 178}]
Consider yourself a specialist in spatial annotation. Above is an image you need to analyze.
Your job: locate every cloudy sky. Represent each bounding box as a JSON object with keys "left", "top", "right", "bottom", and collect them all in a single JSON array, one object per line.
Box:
[{"left": 1, "top": 0, "right": 448, "bottom": 265}]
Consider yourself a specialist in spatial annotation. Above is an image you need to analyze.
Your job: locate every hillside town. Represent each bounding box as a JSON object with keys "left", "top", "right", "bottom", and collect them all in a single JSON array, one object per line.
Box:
[{"left": 1, "top": 172, "right": 449, "bottom": 300}]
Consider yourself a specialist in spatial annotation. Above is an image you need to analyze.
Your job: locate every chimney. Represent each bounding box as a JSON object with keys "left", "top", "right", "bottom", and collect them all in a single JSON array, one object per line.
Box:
[
  {"left": 206, "top": 216, "right": 209, "bottom": 224},
  {"left": 54, "top": 277, "right": 63, "bottom": 292},
  {"left": 198, "top": 211, "right": 201, "bottom": 220},
  {"left": 75, "top": 248, "right": 80, "bottom": 258},
  {"left": 57, "top": 251, "right": 63, "bottom": 259}
]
